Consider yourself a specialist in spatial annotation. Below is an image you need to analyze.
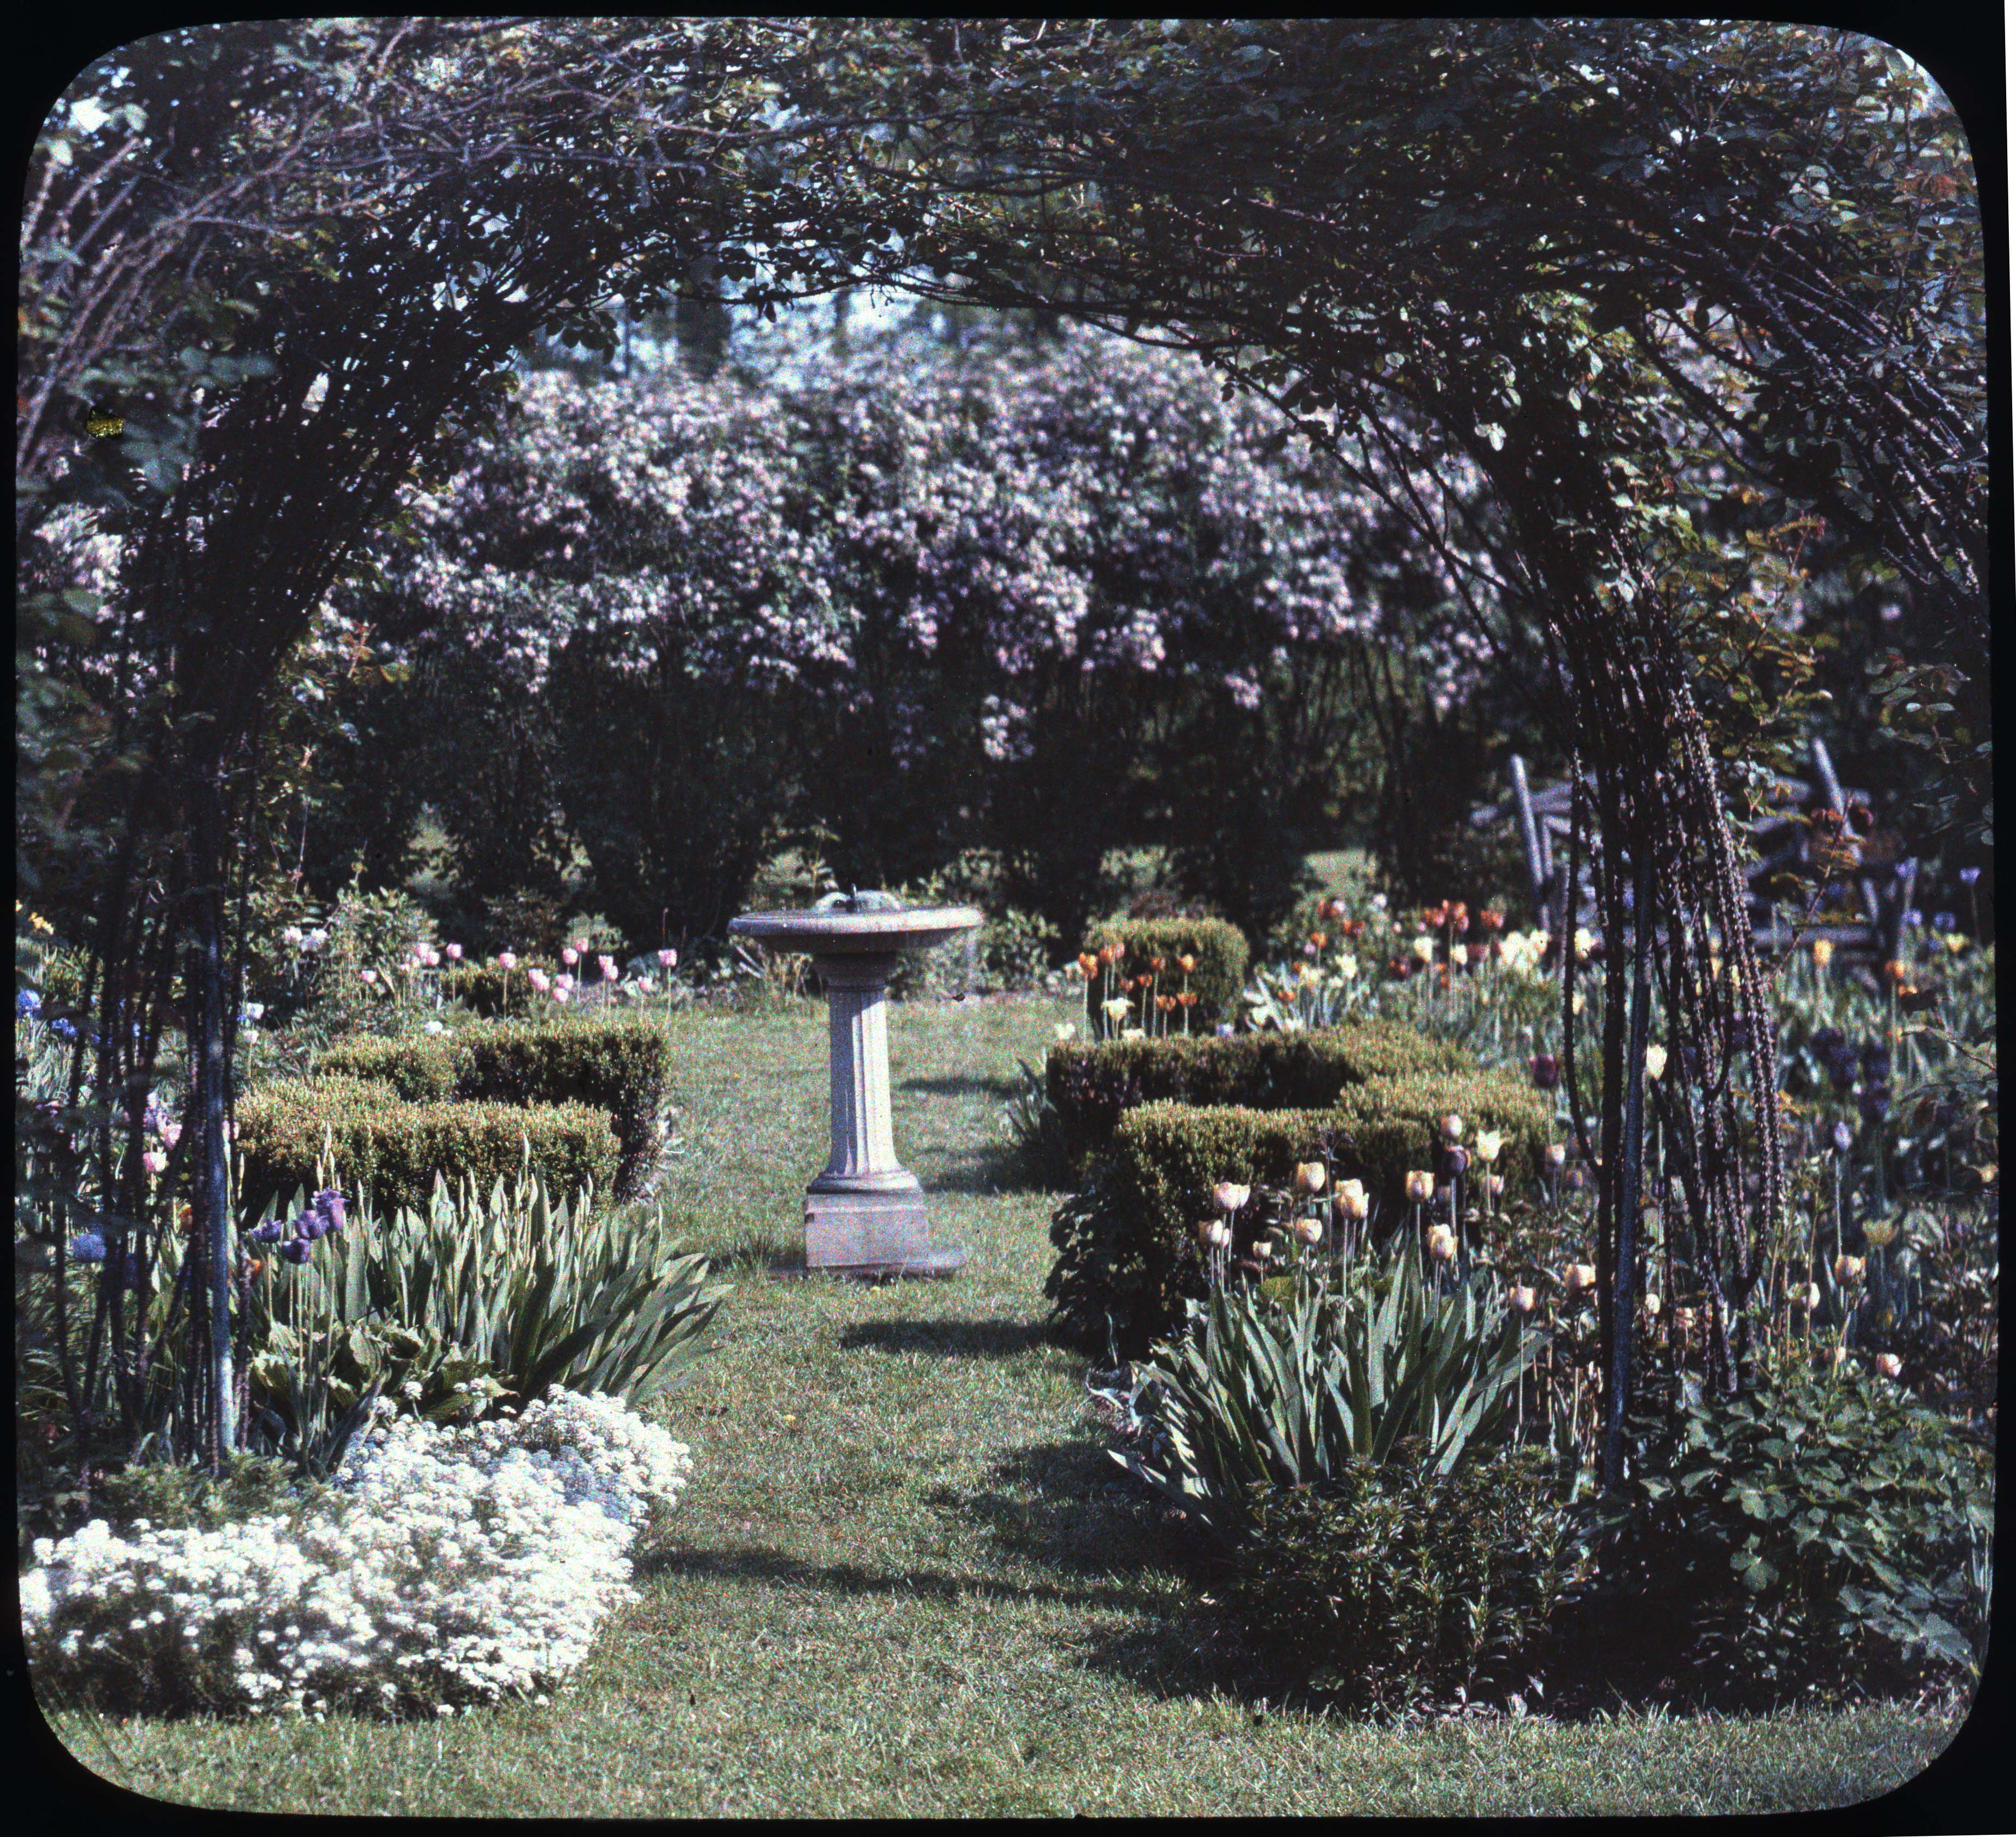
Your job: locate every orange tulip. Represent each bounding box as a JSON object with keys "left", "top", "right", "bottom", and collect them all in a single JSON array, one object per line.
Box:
[
  {"left": 1076, "top": 952, "right": 1100, "bottom": 979},
  {"left": 1177, "top": 990, "right": 1197, "bottom": 1007},
  {"left": 1177, "top": 953, "right": 1197, "bottom": 974}
]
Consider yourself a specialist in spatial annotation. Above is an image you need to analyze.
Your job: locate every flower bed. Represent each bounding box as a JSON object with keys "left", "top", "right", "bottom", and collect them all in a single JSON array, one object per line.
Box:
[{"left": 21, "top": 1390, "right": 692, "bottom": 1719}]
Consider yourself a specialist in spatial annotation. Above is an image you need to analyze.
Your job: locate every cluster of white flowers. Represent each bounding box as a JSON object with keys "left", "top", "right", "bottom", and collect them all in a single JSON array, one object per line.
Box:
[
  {"left": 20, "top": 1390, "right": 691, "bottom": 1719},
  {"left": 1496, "top": 928, "right": 1552, "bottom": 977}
]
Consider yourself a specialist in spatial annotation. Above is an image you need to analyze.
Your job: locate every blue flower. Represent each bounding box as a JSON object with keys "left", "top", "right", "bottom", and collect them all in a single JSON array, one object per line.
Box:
[
  {"left": 1958, "top": 866, "right": 1981, "bottom": 886},
  {"left": 311, "top": 1188, "right": 347, "bottom": 1232},
  {"left": 281, "top": 1237, "right": 313, "bottom": 1265},
  {"left": 1932, "top": 911, "right": 1955, "bottom": 933},
  {"left": 68, "top": 1231, "right": 107, "bottom": 1262},
  {"left": 249, "top": 1217, "right": 286, "bottom": 1245},
  {"left": 1901, "top": 908, "right": 1922, "bottom": 929},
  {"left": 1830, "top": 1121, "right": 1855, "bottom": 1156},
  {"left": 15, "top": 988, "right": 42, "bottom": 1018},
  {"left": 50, "top": 1018, "right": 77, "bottom": 1040}
]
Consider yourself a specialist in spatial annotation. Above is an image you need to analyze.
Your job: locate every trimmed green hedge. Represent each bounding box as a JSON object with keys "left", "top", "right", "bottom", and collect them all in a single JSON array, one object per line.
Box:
[
  {"left": 315, "top": 1017, "right": 671, "bottom": 1199},
  {"left": 1046, "top": 1020, "right": 1471, "bottom": 1164},
  {"left": 235, "top": 1076, "right": 621, "bottom": 1221},
  {"left": 1079, "top": 917, "right": 1248, "bottom": 1036},
  {"left": 1055, "top": 1071, "right": 1551, "bottom": 1352},
  {"left": 439, "top": 960, "right": 560, "bottom": 1018}
]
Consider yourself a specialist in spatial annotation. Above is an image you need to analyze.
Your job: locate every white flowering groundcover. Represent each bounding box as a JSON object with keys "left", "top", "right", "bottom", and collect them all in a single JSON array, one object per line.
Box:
[{"left": 21, "top": 1389, "right": 692, "bottom": 1718}]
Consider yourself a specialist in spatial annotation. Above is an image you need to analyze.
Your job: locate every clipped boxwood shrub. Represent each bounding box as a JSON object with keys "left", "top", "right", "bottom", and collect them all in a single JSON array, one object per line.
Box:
[
  {"left": 1059, "top": 1072, "right": 1550, "bottom": 1351},
  {"left": 1079, "top": 917, "right": 1248, "bottom": 1035},
  {"left": 315, "top": 1016, "right": 671, "bottom": 1199},
  {"left": 451, "top": 1018, "right": 670, "bottom": 1200},
  {"left": 1232, "top": 1447, "right": 1573, "bottom": 1711},
  {"left": 1046, "top": 1020, "right": 1470, "bottom": 1164},
  {"left": 439, "top": 960, "right": 560, "bottom": 1018},
  {"left": 236, "top": 1076, "right": 621, "bottom": 1221}
]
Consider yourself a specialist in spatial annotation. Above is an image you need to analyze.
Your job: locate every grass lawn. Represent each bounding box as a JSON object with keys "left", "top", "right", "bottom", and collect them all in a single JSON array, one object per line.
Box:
[{"left": 39, "top": 995, "right": 1967, "bottom": 1815}]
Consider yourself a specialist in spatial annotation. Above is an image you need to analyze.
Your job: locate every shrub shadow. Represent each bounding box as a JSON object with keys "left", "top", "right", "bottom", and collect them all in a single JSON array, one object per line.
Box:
[
  {"left": 837, "top": 1316, "right": 1051, "bottom": 1359},
  {"left": 900, "top": 1073, "right": 1021, "bottom": 1100},
  {"left": 918, "top": 1142, "right": 1047, "bottom": 1195}
]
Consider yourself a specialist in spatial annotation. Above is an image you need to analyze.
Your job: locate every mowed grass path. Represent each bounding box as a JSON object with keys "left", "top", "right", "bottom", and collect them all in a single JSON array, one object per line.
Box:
[{"left": 44, "top": 996, "right": 1964, "bottom": 1815}]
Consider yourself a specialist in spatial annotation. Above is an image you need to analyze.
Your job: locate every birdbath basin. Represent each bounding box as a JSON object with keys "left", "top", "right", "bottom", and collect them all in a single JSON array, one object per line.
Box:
[{"left": 728, "top": 893, "right": 983, "bottom": 1278}]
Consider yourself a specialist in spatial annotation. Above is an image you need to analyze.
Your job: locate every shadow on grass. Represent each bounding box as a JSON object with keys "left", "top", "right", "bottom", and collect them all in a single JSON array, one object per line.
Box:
[
  {"left": 899, "top": 1072, "right": 1021, "bottom": 1100},
  {"left": 918, "top": 1142, "right": 1054, "bottom": 1195},
  {"left": 837, "top": 1316, "right": 1053, "bottom": 1358},
  {"left": 638, "top": 1442, "right": 1276, "bottom": 1707}
]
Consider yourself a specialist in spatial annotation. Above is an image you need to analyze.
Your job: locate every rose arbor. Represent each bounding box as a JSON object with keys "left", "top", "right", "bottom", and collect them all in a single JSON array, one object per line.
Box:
[{"left": 728, "top": 891, "right": 982, "bottom": 1277}]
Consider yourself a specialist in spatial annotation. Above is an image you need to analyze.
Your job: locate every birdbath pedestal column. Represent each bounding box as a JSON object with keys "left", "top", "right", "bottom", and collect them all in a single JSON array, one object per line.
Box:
[{"left": 727, "top": 898, "right": 983, "bottom": 1278}]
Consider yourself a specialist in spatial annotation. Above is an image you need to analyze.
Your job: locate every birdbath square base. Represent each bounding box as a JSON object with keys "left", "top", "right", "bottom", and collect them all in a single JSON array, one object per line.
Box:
[{"left": 803, "top": 1188, "right": 967, "bottom": 1279}]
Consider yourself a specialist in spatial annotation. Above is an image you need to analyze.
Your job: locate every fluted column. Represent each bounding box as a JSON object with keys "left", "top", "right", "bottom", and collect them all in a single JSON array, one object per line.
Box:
[{"left": 809, "top": 953, "right": 916, "bottom": 1194}]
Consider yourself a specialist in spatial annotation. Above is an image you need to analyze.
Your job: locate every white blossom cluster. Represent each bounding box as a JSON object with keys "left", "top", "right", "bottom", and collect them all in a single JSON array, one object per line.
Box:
[{"left": 20, "top": 1389, "right": 691, "bottom": 1719}]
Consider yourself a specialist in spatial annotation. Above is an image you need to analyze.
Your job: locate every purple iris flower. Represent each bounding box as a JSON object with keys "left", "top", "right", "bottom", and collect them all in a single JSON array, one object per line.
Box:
[
  {"left": 1957, "top": 866, "right": 1980, "bottom": 886},
  {"left": 311, "top": 1188, "right": 347, "bottom": 1232},
  {"left": 281, "top": 1237, "right": 314, "bottom": 1265},
  {"left": 249, "top": 1217, "right": 286, "bottom": 1244},
  {"left": 1932, "top": 911, "right": 1955, "bottom": 933}
]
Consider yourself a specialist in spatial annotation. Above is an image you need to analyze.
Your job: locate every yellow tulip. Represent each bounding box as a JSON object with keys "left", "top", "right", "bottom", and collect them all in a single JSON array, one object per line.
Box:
[
  {"left": 1441, "top": 1112, "right": 1464, "bottom": 1142},
  {"left": 1334, "top": 1180, "right": 1369, "bottom": 1222},
  {"left": 1862, "top": 1216, "right": 1896, "bottom": 1249},
  {"left": 1293, "top": 1161, "right": 1327, "bottom": 1195},
  {"left": 1411, "top": 935, "right": 1436, "bottom": 965},
  {"left": 1473, "top": 1130, "right": 1503, "bottom": 1165},
  {"left": 1293, "top": 1216, "right": 1323, "bottom": 1246},
  {"left": 1644, "top": 1043, "right": 1667, "bottom": 1081},
  {"left": 1875, "top": 1352, "right": 1903, "bottom": 1379},
  {"left": 1427, "top": 1224, "right": 1458, "bottom": 1263},
  {"left": 1212, "top": 1181, "right": 1250, "bottom": 1214},
  {"left": 1833, "top": 1254, "right": 1865, "bottom": 1285},
  {"left": 1509, "top": 1284, "right": 1538, "bottom": 1314},
  {"left": 1405, "top": 1170, "right": 1435, "bottom": 1204},
  {"left": 1562, "top": 1262, "right": 1597, "bottom": 1296},
  {"left": 1811, "top": 938, "right": 1834, "bottom": 969}
]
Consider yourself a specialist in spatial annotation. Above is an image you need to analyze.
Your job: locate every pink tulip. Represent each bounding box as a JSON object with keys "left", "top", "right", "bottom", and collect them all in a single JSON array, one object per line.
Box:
[
  {"left": 571, "top": 938, "right": 588, "bottom": 955},
  {"left": 553, "top": 985, "right": 571, "bottom": 1005},
  {"left": 445, "top": 943, "right": 463, "bottom": 961},
  {"left": 561, "top": 946, "right": 578, "bottom": 966},
  {"left": 555, "top": 972, "right": 575, "bottom": 993},
  {"left": 142, "top": 1148, "right": 167, "bottom": 1176},
  {"left": 160, "top": 1122, "right": 182, "bottom": 1150},
  {"left": 599, "top": 954, "right": 617, "bottom": 981},
  {"left": 497, "top": 951, "right": 518, "bottom": 971},
  {"left": 360, "top": 968, "right": 377, "bottom": 984},
  {"left": 657, "top": 948, "right": 678, "bottom": 969},
  {"left": 527, "top": 968, "right": 550, "bottom": 992}
]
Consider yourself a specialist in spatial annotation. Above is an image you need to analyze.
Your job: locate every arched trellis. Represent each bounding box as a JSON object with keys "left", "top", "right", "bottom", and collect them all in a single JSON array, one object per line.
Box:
[{"left": 24, "top": 18, "right": 1983, "bottom": 1483}]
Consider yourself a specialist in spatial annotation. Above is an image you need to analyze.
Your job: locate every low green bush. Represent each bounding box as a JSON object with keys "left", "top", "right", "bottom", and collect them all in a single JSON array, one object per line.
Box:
[
  {"left": 1232, "top": 1447, "right": 1573, "bottom": 1711},
  {"left": 1046, "top": 1021, "right": 1470, "bottom": 1163},
  {"left": 253, "top": 1173, "right": 731, "bottom": 1423},
  {"left": 235, "top": 1076, "right": 621, "bottom": 1220},
  {"left": 316, "top": 1016, "right": 671, "bottom": 1198},
  {"left": 1577, "top": 1362, "right": 1994, "bottom": 1708},
  {"left": 439, "top": 959, "right": 560, "bottom": 1018},
  {"left": 1061, "top": 1075, "right": 1549, "bottom": 1349},
  {"left": 1080, "top": 917, "right": 1248, "bottom": 1036},
  {"left": 1116, "top": 1242, "right": 1543, "bottom": 1542}
]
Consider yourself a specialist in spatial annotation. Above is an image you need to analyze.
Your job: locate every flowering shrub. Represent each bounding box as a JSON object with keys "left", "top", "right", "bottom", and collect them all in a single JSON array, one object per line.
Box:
[{"left": 21, "top": 1389, "right": 692, "bottom": 1718}]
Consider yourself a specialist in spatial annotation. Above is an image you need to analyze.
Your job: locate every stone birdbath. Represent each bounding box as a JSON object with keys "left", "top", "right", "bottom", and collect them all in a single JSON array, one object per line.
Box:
[{"left": 727, "top": 890, "right": 983, "bottom": 1278}]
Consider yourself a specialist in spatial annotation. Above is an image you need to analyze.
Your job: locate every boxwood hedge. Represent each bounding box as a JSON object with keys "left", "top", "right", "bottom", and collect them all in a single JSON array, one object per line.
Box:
[
  {"left": 1046, "top": 1020, "right": 1472, "bottom": 1164},
  {"left": 315, "top": 1017, "right": 670, "bottom": 1199},
  {"left": 235, "top": 1076, "right": 621, "bottom": 1221}
]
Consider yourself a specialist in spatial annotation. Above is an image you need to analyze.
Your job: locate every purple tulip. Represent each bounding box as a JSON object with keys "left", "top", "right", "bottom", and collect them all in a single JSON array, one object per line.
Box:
[
  {"left": 1830, "top": 1120, "right": 1855, "bottom": 1155},
  {"left": 312, "top": 1188, "right": 347, "bottom": 1232},
  {"left": 281, "top": 1237, "right": 313, "bottom": 1265},
  {"left": 1957, "top": 866, "right": 1980, "bottom": 886},
  {"left": 249, "top": 1217, "right": 286, "bottom": 1244}
]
